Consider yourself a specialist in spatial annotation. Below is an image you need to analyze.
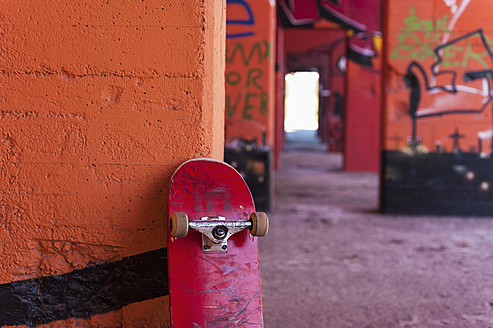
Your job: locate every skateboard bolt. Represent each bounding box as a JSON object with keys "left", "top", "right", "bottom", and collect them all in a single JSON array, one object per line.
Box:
[
  {"left": 212, "top": 226, "right": 228, "bottom": 240},
  {"left": 221, "top": 245, "right": 227, "bottom": 250},
  {"left": 203, "top": 245, "right": 210, "bottom": 250}
]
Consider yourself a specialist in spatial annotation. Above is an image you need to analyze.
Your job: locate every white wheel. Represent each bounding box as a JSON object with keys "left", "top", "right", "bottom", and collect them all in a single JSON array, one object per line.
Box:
[
  {"left": 250, "top": 212, "right": 269, "bottom": 237},
  {"left": 170, "top": 212, "right": 189, "bottom": 238}
]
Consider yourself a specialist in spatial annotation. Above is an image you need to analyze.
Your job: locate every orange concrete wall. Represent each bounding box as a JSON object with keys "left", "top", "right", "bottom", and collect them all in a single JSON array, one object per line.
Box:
[
  {"left": 0, "top": 0, "right": 225, "bottom": 326},
  {"left": 225, "top": 0, "right": 276, "bottom": 147},
  {"left": 275, "top": 26, "right": 285, "bottom": 169}
]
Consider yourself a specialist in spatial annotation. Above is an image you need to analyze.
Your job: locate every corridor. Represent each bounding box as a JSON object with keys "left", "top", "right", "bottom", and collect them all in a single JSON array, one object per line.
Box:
[{"left": 259, "top": 133, "right": 493, "bottom": 327}]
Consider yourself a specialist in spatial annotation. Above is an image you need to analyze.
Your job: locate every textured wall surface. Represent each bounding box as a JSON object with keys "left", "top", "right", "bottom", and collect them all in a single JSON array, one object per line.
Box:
[
  {"left": 225, "top": 0, "right": 275, "bottom": 147},
  {"left": 0, "top": 0, "right": 225, "bottom": 326},
  {"left": 382, "top": 0, "right": 493, "bottom": 215}
]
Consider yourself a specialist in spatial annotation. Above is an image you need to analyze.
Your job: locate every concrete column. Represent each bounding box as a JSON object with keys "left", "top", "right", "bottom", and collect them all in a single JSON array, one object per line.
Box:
[
  {"left": 225, "top": 0, "right": 276, "bottom": 148},
  {"left": 0, "top": 0, "right": 225, "bottom": 326}
]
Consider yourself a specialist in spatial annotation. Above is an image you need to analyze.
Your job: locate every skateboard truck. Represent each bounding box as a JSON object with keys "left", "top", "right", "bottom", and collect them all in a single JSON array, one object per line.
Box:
[{"left": 170, "top": 212, "right": 269, "bottom": 252}]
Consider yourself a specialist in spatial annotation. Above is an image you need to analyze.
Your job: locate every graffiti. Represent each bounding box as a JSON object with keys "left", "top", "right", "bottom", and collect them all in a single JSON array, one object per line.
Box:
[
  {"left": 403, "top": 29, "right": 493, "bottom": 148},
  {"left": 441, "top": 0, "right": 471, "bottom": 44},
  {"left": 226, "top": 40, "right": 272, "bottom": 120},
  {"left": 443, "top": 0, "right": 459, "bottom": 13},
  {"left": 226, "top": 0, "right": 255, "bottom": 39},
  {"left": 382, "top": 2, "right": 493, "bottom": 216},
  {"left": 278, "top": 0, "right": 381, "bottom": 67},
  {"left": 391, "top": 6, "right": 491, "bottom": 67},
  {"left": 391, "top": 8, "right": 450, "bottom": 61},
  {"left": 226, "top": 91, "right": 269, "bottom": 119},
  {"left": 226, "top": 41, "right": 272, "bottom": 66}
]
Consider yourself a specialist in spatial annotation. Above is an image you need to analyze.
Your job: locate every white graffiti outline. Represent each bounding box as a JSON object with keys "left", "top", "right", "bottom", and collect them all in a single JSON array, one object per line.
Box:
[
  {"left": 441, "top": 0, "right": 472, "bottom": 45},
  {"left": 431, "top": 0, "right": 476, "bottom": 95}
]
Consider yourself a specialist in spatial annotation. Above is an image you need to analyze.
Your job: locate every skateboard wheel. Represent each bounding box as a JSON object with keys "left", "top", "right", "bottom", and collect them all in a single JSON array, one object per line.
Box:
[
  {"left": 170, "top": 212, "right": 189, "bottom": 238},
  {"left": 249, "top": 212, "right": 269, "bottom": 237}
]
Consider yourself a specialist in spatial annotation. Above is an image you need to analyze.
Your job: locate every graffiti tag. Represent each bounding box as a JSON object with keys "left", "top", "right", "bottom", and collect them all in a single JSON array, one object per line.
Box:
[
  {"left": 226, "top": 0, "right": 255, "bottom": 39},
  {"left": 392, "top": 7, "right": 493, "bottom": 69},
  {"left": 226, "top": 40, "right": 272, "bottom": 119},
  {"left": 391, "top": 7, "right": 449, "bottom": 61}
]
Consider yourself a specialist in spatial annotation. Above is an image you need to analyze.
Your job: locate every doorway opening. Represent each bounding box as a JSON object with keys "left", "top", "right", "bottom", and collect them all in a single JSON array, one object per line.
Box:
[{"left": 284, "top": 71, "right": 322, "bottom": 146}]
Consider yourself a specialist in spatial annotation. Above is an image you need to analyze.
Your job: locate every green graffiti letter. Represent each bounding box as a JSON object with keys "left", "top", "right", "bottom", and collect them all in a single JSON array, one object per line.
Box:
[
  {"left": 260, "top": 92, "right": 269, "bottom": 116},
  {"left": 246, "top": 68, "right": 263, "bottom": 90},
  {"left": 442, "top": 45, "right": 463, "bottom": 68},
  {"left": 226, "top": 94, "right": 241, "bottom": 118},
  {"left": 227, "top": 42, "right": 263, "bottom": 66},
  {"left": 226, "top": 71, "right": 241, "bottom": 86},
  {"left": 391, "top": 7, "right": 449, "bottom": 61},
  {"left": 242, "top": 93, "right": 257, "bottom": 120},
  {"left": 463, "top": 42, "right": 490, "bottom": 69},
  {"left": 391, "top": 34, "right": 419, "bottom": 59},
  {"left": 262, "top": 40, "right": 273, "bottom": 62}
]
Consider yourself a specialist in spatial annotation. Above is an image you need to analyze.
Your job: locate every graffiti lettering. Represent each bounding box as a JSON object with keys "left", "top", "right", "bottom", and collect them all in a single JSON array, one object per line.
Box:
[
  {"left": 226, "top": 71, "right": 241, "bottom": 86},
  {"left": 226, "top": 68, "right": 263, "bottom": 89},
  {"left": 391, "top": 7, "right": 449, "bottom": 61},
  {"left": 243, "top": 93, "right": 256, "bottom": 119},
  {"left": 226, "top": 0, "right": 255, "bottom": 39},
  {"left": 226, "top": 93, "right": 241, "bottom": 118},
  {"left": 260, "top": 92, "right": 268, "bottom": 115},
  {"left": 392, "top": 8, "right": 493, "bottom": 69},
  {"left": 226, "top": 41, "right": 272, "bottom": 66},
  {"left": 226, "top": 92, "right": 269, "bottom": 119},
  {"left": 246, "top": 68, "right": 263, "bottom": 90},
  {"left": 401, "top": 7, "right": 449, "bottom": 32},
  {"left": 462, "top": 42, "right": 491, "bottom": 69},
  {"left": 403, "top": 29, "right": 493, "bottom": 149},
  {"left": 226, "top": 41, "right": 272, "bottom": 120}
]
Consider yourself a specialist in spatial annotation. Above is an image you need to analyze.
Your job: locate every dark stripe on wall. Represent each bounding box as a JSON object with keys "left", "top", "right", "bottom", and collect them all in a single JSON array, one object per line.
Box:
[
  {"left": 0, "top": 248, "right": 168, "bottom": 327},
  {"left": 347, "top": 46, "right": 373, "bottom": 67}
]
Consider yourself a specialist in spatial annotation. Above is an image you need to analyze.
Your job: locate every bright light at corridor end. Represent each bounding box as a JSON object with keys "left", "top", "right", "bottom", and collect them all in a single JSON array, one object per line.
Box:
[{"left": 284, "top": 71, "right": 320, "bottom": 132}]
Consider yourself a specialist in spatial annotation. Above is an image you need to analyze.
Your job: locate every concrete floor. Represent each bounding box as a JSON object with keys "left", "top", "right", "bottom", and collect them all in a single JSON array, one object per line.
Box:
[{"left": 259, "top": 131, "right": 493, "bottom": 328}]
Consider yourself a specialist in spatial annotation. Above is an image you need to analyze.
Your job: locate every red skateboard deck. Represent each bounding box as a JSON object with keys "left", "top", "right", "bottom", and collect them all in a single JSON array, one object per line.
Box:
[{"left": 167, "top": 158, "right": 266, "bottom": 327}]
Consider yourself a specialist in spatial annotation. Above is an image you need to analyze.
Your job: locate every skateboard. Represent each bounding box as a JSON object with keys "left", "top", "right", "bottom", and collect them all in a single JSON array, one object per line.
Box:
[{"left": 167, "top": 158, "right": 269, "bottom": 327}]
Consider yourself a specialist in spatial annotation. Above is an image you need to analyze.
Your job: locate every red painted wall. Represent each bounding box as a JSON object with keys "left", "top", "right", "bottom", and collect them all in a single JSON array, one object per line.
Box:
[
  {"left": 325, "top": 37, "right": 346, "bottom": 151},
  {"left": 344, "top": 57, "right": 381, "bottom": 172}
]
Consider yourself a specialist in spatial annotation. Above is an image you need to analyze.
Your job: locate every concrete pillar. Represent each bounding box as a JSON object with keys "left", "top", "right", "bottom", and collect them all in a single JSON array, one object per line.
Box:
[
  {"left": 225, "top": 0, "right": 276, "bottom": 148},
  {"left": 382, "top": 0, "right": 493, "bottom": 215},
  {"left": 0, "top": 0, "right": 225, "bottom": 326},
  {"left": 344, "top": 59, "right": 381, "bottom": 172}
]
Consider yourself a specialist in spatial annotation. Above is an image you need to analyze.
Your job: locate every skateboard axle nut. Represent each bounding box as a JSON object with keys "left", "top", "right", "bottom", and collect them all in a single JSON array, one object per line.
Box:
[{"left": 212, "top": 226, "right": 228, "bottom": 240}]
